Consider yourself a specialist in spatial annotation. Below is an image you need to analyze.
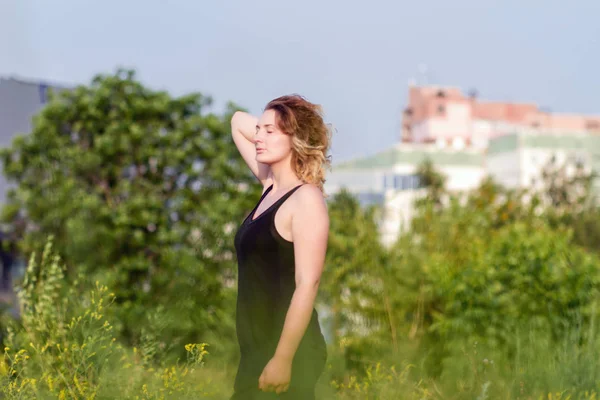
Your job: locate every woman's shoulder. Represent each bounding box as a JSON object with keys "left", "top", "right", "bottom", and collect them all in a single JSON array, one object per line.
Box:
[
  {"left": 296, "top": 183, "right": 324, "bottom": 199},
  {"left": 290, "top": 184, "right": 329, "bottom": 235},
  {"left": 293, "top": 183, "right": 328, "bottom": 215}
]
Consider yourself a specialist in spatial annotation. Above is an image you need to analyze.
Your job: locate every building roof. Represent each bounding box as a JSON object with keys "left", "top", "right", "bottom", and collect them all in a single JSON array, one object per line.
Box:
[
  {"left": 474, "top": 102, "right": 539, "bottom": 123},
  {"left": 487, "top": 134, "right": 520, "bottom": 155},
  {"left": 334, "top": 144, "right": 485, "bottom": 170},
  {"left": 404, "top": 85, "right": 600, "bottom": 135},
  {"left": 522, "top": 134, "right": 600, "bottom": 149},
  {"left": 488, "top": 132, "right": 600, "bottom": 155},
  {"left": 0, "top": 75, "right": 71, "bottom": 90}
]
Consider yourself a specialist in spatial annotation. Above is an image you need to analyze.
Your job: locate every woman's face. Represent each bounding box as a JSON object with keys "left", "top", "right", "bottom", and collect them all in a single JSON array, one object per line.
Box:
[{"left": 254, "top": 109, "right": 294, "bottom": 165}]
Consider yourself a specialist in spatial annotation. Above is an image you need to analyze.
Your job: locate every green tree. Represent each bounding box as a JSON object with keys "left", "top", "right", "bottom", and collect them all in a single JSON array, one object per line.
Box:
[
  {"left": 539, "top": 155, "right": 600, "bottom": 254},
  {"left": 0, "top": 69, "right": 259, "bottom": 351},
  {"left": 321, "top": 189, "right": 390, "bottom": 372},
  {"left": 541, "top": 154, "right": 595, "bottom": 211},
  {"left": 390, "top": 165, "right": 600, "bottom": 376},
  {"left": 415, "top": 158, "right": 447, "bottom": 208}
]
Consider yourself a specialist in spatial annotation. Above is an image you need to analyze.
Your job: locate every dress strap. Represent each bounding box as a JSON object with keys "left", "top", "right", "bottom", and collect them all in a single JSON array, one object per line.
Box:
[
  {"left": 275, "top": 184, "right": 304, "bottom": 206},
  {"left": 249, "top": 184, "right": 304, "bottom": 223}
]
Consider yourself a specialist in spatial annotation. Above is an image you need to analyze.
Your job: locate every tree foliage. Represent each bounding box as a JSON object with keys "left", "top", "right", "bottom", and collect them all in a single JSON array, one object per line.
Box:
[
  {"left": 321, "top": 159, "right": 600, "bottom": 380},
  {"left": 321, "top": 189, "right": 389, "bottom": 371},
  {"left": 0, "top": 69, "right": 259, "bottom": 348}
]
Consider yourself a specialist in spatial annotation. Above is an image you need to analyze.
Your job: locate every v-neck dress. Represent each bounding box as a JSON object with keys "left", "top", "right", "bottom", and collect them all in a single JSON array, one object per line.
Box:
[{"left": 231, "top": 184, "right": 327, "bottom": 396}]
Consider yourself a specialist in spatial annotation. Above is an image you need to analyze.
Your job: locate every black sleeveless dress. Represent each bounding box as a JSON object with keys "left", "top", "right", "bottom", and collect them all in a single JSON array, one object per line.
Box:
[{"left": 231, "top": 184, "right": 327, "bottom": 399}]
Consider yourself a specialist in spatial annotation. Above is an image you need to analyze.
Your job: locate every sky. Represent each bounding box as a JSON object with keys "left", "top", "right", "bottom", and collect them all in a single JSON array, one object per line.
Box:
[{"left": 1, "top": 0, "right": 599, "bottom": 163}]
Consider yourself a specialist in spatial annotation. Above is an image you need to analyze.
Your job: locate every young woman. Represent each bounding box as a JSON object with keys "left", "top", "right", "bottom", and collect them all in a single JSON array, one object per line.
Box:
[{"left": 229, "top": 95, "right": 331, "bottom": 399}]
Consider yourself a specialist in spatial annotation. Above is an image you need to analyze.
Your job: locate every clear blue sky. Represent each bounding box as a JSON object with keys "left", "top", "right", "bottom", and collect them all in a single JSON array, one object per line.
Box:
[{"left": 1, "top": 0, "right": 599, "bottom": 162}]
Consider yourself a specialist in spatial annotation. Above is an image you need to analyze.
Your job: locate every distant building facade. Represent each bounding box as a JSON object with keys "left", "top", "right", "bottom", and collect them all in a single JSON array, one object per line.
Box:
[
  {"left": 0, "top": 77, "right": 66, "bottom": 204},
  {"left": 401, "top": 85, "right": 600, "bottom": 150},
  {"left": 324, "top": 144, "right": 485, "bottom": 246},
  {"left": 327, "top": 85, "right": 600, "bottom": 246},
  {"left": 487, "top": 133, "right": 600, "bottom": 194},
  {"left": 0, "top": 76, "right": 64, "bottom": 295}
]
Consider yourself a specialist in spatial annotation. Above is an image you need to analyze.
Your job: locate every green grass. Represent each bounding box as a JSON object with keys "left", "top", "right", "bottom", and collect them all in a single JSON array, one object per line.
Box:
[{"left": 1, "top": 239, "right": 599, "bottom": 399}]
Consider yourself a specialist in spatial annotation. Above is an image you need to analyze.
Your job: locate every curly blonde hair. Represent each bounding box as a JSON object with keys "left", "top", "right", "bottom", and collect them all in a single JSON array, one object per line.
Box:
[{"left": 265, "top": 95, "right": 332, "bottom": 194}]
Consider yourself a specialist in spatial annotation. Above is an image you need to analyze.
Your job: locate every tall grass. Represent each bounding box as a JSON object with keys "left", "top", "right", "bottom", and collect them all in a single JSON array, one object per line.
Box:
[
  {"left": 324, "top": 319, "right": 600, "bottom": 399},
  {"left": 0, "top": 238, "right": 231, "bottom": 399},
  {"left": 1, "top": 238, "right": 599, "bottom": 399}
]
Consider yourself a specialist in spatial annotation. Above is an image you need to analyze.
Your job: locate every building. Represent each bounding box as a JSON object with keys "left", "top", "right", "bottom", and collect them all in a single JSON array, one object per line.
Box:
[
  {"left": 487, "top": 132, "right": 600, "bottom": 194},
  {"left": 0, "top": 76, "right": 65, "bottom": 298},
  {"left": 329, "top": 133, "right": 600, "bottom": 246},
  {"left": 324, "top": 143, "right": 485, "bottom": 246},
  {"left": 326, "top": 84, "right": 600, "bottom": 246},
  {"left": 401, "top": 85, "right": 600, "bottom": 149},
  {"left": 0, "top": 76, "right": 66, "bottom": 204}
]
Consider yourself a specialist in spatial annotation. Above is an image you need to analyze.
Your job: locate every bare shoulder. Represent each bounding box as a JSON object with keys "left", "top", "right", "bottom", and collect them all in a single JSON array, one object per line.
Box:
[
  {"left": 290, "top": 184, "right": 329, "bottom": 247},
  {"left": 295, "top": 183, "right": 326, "bottom": 204},
  {"left": 292, "top": 184, "right": 329, "bottom": 224}
]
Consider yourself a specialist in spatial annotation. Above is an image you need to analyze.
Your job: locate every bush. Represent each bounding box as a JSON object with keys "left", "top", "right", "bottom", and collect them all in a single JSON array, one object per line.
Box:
[
  {"left": 430, "top": 222, "right": 600, "bottom": 346},
  {"left": 0, "top": 238, "right": 231, "bottom": 399}
]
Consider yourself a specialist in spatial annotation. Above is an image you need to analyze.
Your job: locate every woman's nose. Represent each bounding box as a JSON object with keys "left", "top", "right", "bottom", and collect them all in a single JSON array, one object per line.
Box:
[{"left": 253, "top": 130, "right": 264, "bottom": 142}]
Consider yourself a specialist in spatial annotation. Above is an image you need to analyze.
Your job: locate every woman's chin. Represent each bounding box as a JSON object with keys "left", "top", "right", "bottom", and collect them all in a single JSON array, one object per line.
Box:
[{"left": 256, "top": 154, "right": 271, "bottom": 164}]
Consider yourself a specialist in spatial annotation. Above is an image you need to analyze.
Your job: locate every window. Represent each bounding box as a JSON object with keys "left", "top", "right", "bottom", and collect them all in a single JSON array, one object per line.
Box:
[
  {"left": 410, "top": 175, "right": 422, "bottom": 189},
  {"left": 437, "top": 105, "right": 445, "bottom": 114},
  {"left": 384, "top": 174, "right": 394, "bottom": 189},
  {"left": 436, "top": 90, "right": 446, "bottom": 98},
  {"left": 384, "top": 174, "right": 423, "bottom": 190}
]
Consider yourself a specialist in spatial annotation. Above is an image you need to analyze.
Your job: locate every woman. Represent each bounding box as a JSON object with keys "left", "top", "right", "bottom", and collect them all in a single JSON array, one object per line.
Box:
[{"left": 229, "top": 95, "right": 331, "bottom": 399}]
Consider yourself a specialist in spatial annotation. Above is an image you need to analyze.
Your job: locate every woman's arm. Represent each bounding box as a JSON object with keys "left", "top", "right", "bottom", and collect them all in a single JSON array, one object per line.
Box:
[
  {"left": 274, "top": 185, "right": 328, "bottom": 360},
  {"left": 231, "top": 111, "right": 270, "bottom": 183},
  {"left": 258, "top": 185, "right": 329, "bottom": 393}
]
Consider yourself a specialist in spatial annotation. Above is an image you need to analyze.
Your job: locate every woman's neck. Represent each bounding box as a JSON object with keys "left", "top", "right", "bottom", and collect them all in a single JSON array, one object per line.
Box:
[{"left": 269, "top": 158, "right": 303, "bottom": 192}]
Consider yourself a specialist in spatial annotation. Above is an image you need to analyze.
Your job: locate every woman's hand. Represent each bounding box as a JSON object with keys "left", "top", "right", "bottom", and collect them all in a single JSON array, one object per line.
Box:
[{"left": 258, "top": 355, "right": 292, "bottom": 394}]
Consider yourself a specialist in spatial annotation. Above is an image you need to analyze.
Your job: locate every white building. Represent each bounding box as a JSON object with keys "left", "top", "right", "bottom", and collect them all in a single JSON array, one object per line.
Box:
[
  {"left": 326, "top": 134, "right": 600, "bottom": 246},
  {"left": 487, "top": 132, "right": 600, "bottom": 193},
  {"left": 325, "top": 144, "right": 486, "bottom": 246}
]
